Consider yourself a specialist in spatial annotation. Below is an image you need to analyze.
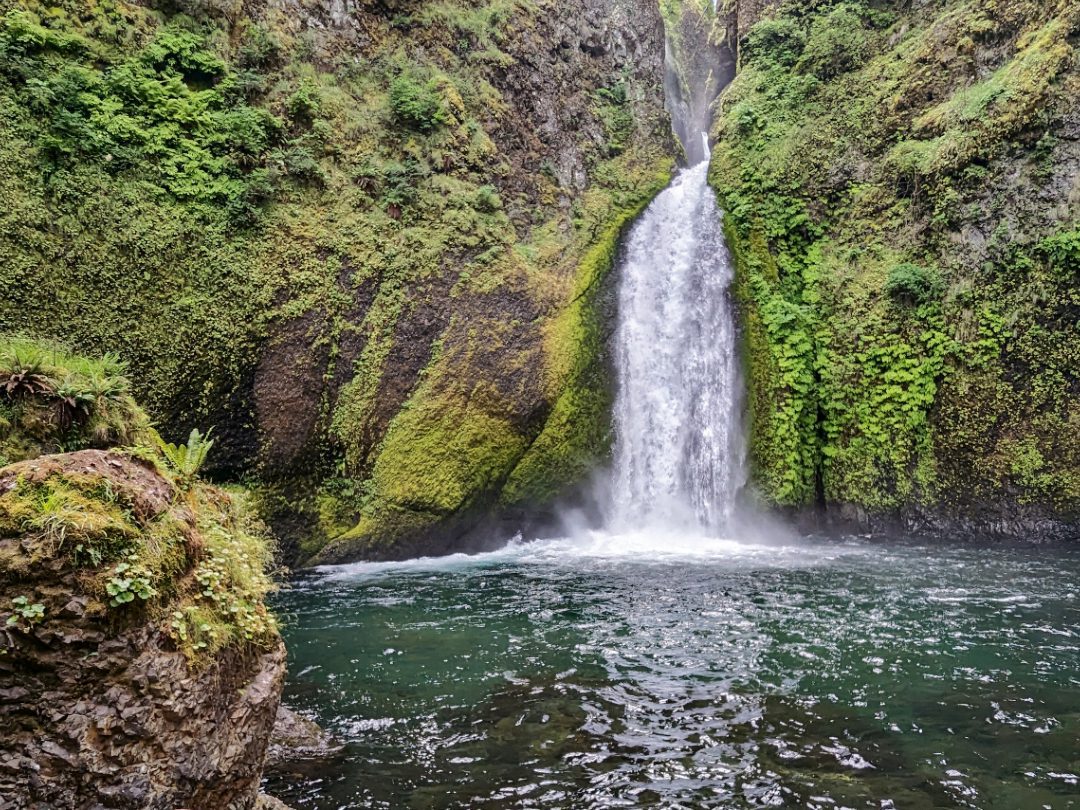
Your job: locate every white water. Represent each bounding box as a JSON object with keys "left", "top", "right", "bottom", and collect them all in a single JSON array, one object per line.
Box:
[
  {"left": 608, "top": 135, "right": 744, "bottom": 534},
  {"left": 315, "top": 530, "right": 868, "bottom": 582}
]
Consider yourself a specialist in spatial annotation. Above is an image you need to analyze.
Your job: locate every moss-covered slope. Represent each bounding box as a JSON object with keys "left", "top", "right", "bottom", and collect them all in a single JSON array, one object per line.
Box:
[
  {"left": 0, "top": 0, "right": 674, "bottom": 561},
  {"left": 712, "top": 0, "right": 1079, "bottom": 535}
]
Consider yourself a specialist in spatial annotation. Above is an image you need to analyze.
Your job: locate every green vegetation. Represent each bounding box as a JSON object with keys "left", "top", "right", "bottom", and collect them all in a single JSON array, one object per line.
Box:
[
  {"left": 389, "top": 71, "right": 457, "bottom": 132},
  {"left": 797, "top": 4, "right": 870, "bottom": 79},
  {"left": 0, "top": 336, "right": 150, "bottom": 466},
  {"left": 0, "top": 0, "right": 671, "bottom": 560},
  {"left": 106, "top": 557, "right": 157, "bottom": 606},
  {"left": 500, "top": 181, "right": 669, "bottom": 507},
  {"left": 155, "top": 427, "right": 214, "bottom": 486},
  {"left": 712, "top": 0, "right": 1079, "bottom": 518},
  {"left": 6, "top": 595, "right": 45, "bottom": 629},
  {"left": 0, "top": 338, "right": 278, "bottom": 661},
  {"left": 885, "top": 263, "right": 943, "bottom": 307},
  {"left": 0, "top": 463, "right": 278, "bottom": 659}
]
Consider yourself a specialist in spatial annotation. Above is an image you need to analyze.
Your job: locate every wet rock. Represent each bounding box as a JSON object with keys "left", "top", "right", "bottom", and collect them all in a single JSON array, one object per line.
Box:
[
  {"left": 0, "top": 452, "right": 286, "bottom": 809},
  {"left": 265, "top": 705, "right": 345, "bottom": 769},
  {"left": 256, "top": 794, "right": 295, "bottom": 810},
  {"left": 0, "top": 617, "right": 286, "bottom": 809}
]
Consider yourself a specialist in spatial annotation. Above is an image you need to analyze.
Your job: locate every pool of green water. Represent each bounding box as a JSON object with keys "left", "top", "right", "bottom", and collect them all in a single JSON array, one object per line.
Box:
[{"left": 264, "top": 532, "right": 1079, "bottom": 808}]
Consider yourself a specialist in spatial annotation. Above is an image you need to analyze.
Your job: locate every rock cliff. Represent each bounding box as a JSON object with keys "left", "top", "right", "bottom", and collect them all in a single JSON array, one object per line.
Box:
[
  {"left": 0, "top": 340, "right": 284, "bottom": 808},
  {"left": 0, "top": 0, "right": 674, "bottom": 563},
  {"left": 711, "top": 0, "right": 1079, "bottom": 538}
]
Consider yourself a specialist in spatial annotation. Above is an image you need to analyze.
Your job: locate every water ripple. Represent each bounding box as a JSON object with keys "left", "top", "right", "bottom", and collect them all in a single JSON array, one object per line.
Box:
[{"left": 267, "top": 535, "right": 1080, "bottom": 809}]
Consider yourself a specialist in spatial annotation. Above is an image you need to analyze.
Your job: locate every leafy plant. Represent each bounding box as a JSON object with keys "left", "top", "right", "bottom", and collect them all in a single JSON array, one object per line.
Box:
[
  {"left": 6, "top": 595, "right": 45, "bottom": 629},
  {"left": 744, "top": 16, "right": 806, "bottom": 68},
  {"left": 885, "top": 263, "right": 944, "bottom": 306},
  {"left": 594, "top": 82, "right": 634, "bottom": 156},
  {"left": 53, "top": 379, "right": 95, "bottom": 431},
  {"left": 155, "top": 427, "right": 214, "bottom": 484},
  {"left": 105, "top": 560, "right": 157, "bottom": 606},
  {"left": 73, "top": 542, "right": 103, "bottom": 567},
  {"left": 1, "top": 13, "right": 283, "bottom": 214},
  {"left": 0, "top": 360, "right": 53, "bottom": 399},
  {"left": 473, "top": 185, "right": 502, "bottom": 213},
  {"left": 797, "top": 4, "right": 868, "bottom": 79},
  {"left": 389, "top": 72, "right": 449, "bottom": 131}
]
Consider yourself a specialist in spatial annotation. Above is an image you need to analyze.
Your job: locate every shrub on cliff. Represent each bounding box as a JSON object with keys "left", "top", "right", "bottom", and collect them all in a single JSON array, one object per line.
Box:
[
  {"left": 711, "top": 0, "right": 1079, "bottom": 524},
  {"left": 744, "top": 16, "right": 806, "bottom": 69},
  {"left": 0, "top": 10, "right": 283, "bottom": 214},
  {"left": 885, "top": 263, "right": 944, "bottom": 307},
  {"left": 155, "top": 426, "right": 215, "bottom": 487},
  {"left": 390, "top": 72, "right": 452, "bottom": 131},
  {"left": 797, "top": 4, "right": 869, "bottom": 79}
]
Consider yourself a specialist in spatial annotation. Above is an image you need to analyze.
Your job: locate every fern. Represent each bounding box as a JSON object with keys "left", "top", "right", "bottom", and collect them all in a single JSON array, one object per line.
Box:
[{"left": 156, "top": 428, "right": 214, "bottom": 484}]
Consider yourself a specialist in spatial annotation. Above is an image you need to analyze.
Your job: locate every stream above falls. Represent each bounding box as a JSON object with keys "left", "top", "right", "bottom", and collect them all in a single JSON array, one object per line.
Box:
[{"left": 266, "top": 533, "right": 1080, "bottom": 809}]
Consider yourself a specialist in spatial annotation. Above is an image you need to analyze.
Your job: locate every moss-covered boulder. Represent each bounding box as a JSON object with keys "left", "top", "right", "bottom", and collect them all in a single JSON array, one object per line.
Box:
[
  {"left": 0, "top": 340, "right": 284, "bottom": 808},
  {"left": 0, "top": 337, "right": 151, "bottom": 468}
]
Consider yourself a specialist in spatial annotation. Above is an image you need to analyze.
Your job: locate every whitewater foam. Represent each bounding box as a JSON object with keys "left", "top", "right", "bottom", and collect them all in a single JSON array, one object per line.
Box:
[{"left": 607, "top": 140, "right": 745, "bottom": 535}]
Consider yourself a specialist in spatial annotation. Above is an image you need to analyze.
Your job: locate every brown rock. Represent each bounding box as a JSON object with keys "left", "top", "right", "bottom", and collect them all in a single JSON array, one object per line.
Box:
[
  {"left": 0, "top": 450, "right": 174, "bottom": 523},
  {"left": 0, "top": 452, "right": 286, "bottom": 809},
  {"left": 264, "top": 705, "right": 345, "bottom": 769}
]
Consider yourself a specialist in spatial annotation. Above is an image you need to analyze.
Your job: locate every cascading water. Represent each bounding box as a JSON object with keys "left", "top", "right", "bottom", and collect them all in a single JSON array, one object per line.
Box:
[{"left": 608, "top": 134, "right": 744, "bottom": 534}]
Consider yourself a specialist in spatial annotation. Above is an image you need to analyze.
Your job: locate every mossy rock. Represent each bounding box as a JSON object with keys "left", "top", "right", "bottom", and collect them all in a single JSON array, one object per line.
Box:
[{"left": 711, "top": 0, "right": 1080, "bottom": 529}]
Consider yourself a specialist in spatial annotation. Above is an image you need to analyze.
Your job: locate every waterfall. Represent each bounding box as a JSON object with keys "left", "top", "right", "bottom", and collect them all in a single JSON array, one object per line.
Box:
[{"left": 608, "top": 134, "right": 744, "bottom": 534}]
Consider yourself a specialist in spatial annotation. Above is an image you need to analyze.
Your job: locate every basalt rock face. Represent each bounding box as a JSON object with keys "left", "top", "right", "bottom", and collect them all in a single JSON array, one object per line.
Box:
[
  {"left": 0, "top": 0, "right": 673, "bottom": 563},
  {"left": 264, "top": 705, "right": 344, "bottom": 769},
  {"left": 0, "top": 623, "right": 285, "bottom": 810},
  {"left": 663, "top": 0, "right": 738, "bottom": 164},
  {"left": 711, "top": 0, "right": 1080, "bottom": 539},
  {"left": 0, "top": 444, "right": 285, "bottom": 808},
  {"left": 727, "top": 0, "right": 781, "bottom": 42}
]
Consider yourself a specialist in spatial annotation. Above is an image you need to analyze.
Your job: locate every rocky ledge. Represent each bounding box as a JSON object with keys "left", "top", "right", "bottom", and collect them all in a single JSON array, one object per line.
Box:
[
  {"left": 0, "top": 340, "right": 286, "bottom": 809},
  {"left": 0, "top": 451, "right": 285, "bottom": 809}
]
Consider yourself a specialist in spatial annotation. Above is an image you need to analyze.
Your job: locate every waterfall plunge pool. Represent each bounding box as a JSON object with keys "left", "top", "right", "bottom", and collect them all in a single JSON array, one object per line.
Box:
[{"left": 265, "top": 532, "right": 1080, "bottom": 809}]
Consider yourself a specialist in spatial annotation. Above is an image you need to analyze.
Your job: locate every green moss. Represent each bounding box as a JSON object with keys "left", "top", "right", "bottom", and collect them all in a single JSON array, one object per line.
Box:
[
  {"left": 743, "top": 16, "right": 805, "bottom": 69},
  {"left": 0, "top": 0, "right": 674, "bottom": 560},
  {"left": 0, "top": 340, "right": 277, "bottom": 662},
  {"left": 887, "top": 13, "right": 1074, "bottom": 180},
  {"left": 0, "top": 476, "right": 136, "bottom": 566},
  {"left": 316, "top": 149, "right": 671, "bottom": 556},
  {"left": 712, "top": 0, "right": 1079, "bottom": 518},
  {"left": 501, "top": 210, "right": 644, "bottom": 505},
  {"left": 797, "top": 4, "right": 869, "bottom": 79},
  {"left": 0, "top": 470, "right": 277, "bottom": 661},
  {"left": 720, "top": 222, "right": 819, "bottom": 506},
  {"left": 172, "top": 484, "right": 277, "bottom": 657},
  {"left": 371, "top": 389, "right": 528, "bottom": 516},
  {"left": 0, "top": 335, "right": 151, "bottom": 465},
  {"left": 885, "top": 263, "right": 944, "bottom": 306}
]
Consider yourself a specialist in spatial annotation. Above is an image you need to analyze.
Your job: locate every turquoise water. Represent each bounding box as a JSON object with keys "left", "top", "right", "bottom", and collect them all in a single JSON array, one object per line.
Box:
[{"left": 265, "top": 532, "right": 1080, "bottom": 808}]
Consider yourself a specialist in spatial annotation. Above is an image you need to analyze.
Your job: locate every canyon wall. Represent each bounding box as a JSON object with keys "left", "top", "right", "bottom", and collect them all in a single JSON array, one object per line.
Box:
[
  {"left": 0, "top": 0, "right": 674, "bottom": 562},
  {"left": 711, "top": 0, "right": 1079, "bottom": 538}
]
